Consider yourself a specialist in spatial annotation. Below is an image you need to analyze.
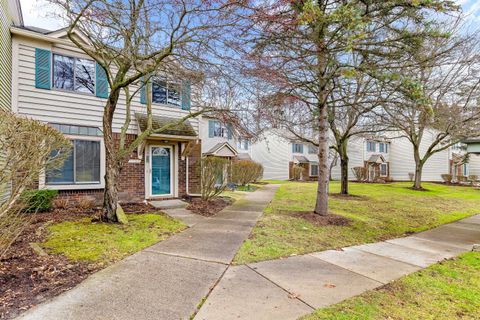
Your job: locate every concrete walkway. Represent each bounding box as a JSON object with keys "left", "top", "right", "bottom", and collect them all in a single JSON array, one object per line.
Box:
[
  {"left": 16, "top": 185, "right": 279, "bottom": 320},
  {"left": 194, "top": 215, "right": 480, "bottom": 320}
]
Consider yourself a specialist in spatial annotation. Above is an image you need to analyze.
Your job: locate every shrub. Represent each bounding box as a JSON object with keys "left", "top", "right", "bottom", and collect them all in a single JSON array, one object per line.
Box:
[
  {"left": 77, "top": 198, "right": 96, "bottom": 210},
  {"left": 21, "top": 189, "right": 58, "bottom": 213},
  {"left": 1, "top": 110, "right": 70, "bottom": 258},
  {"left": 200, "top": 156, "right": 229, "bottom": 201},
  {"left": 408, "top": 172, "right": 414, "bottom": 182},
  {"left": 232, "top": 160, "right": 264, "bottom": 185},
  {"left": 441, "top": 174, "right": 453, "bottom": 183},
  {"left": 352, "top": 167, "right": 366, "bottom": 181},
  {"left": 468, "top": 175, "right": 478, "bottom": 182},
  {"left": 457, "top": 175, "right": 468, "bottom": 183},
  {"left": 53, "top": 198, "right": 70, "bottom": 209}
]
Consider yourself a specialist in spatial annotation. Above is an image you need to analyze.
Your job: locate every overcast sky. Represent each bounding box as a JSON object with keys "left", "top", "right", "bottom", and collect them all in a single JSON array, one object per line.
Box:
[{"left": 20, "top": 0, "right": 480, "bottom": 31}]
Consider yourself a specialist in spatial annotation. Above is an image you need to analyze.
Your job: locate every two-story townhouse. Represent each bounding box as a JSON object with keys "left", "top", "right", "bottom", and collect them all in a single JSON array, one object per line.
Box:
[
  {"left": 10, "top": 26, "right": 202, "bottom": 204},
  {"left": 249, "top": 129, "right": 320, "bottom": 180},
  {"left": 199, "top": 115, "right": 253, "bottom": 159},
  {"left": 252, "top": 129, "right": 455, "bottom": 182}
]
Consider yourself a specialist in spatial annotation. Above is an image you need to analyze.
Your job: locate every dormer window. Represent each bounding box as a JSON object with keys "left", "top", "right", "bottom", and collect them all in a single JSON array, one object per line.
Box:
[
  {"left": 152, "top": 78, "right": 181, "bottom": 107},
  {"left": 53, "top": 54, "right": 95, "bottom": 94}
]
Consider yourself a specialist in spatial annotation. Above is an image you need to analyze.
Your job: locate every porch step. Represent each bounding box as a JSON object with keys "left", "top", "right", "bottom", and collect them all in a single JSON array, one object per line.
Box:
[{"left": 150, "top": 199, "right": 188, "bottom": 210}]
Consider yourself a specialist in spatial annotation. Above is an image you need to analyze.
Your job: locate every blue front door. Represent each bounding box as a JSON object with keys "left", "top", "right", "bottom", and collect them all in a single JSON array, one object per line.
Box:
[{"left": 151, "top": 147, "right": 171, "bottom": 196}]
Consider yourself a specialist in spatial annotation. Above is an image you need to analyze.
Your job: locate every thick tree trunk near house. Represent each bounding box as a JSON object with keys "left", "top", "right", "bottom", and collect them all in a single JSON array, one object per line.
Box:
[
  {"left": 315, "top": 104, "right": 329, "bottom": 216},
  {"left": 101, "top": 90, "right": 121, "bottom": 222},
  {"left": 340, "top": 156, "right": 349, "bottom": 195}
]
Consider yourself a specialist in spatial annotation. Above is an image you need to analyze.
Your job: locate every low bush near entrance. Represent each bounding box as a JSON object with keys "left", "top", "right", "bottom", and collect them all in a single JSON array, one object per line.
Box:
[{"left": 232, "top": 160, "right": 264, "bottom": 185}]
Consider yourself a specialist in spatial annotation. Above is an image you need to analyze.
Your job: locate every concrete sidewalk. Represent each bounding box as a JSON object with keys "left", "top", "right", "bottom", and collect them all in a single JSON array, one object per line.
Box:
[
  {"left": 194, "top": 215, "right": 480, "bottom": 320},
  {"left": 17, "top": 185, "right": 279, "bottom": 320}
]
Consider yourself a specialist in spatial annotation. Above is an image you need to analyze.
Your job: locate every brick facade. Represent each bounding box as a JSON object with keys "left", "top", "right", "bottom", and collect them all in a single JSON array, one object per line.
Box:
[{"left": 56, "top": 134, "right": 202, "bottom": 205}]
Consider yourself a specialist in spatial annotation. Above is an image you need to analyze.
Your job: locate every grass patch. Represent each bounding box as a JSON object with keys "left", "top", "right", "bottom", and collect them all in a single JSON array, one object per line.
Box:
[
  {"left": 236, "top": 185, "right": 259, "bottom": 192},
  {"left": 43, "top": 213, "right": 185, "bottom": 265},
  {"left": 302, "top": 252, "right": 480, "bottom": 320},
  {"left": 234, "top": 181, "right": 480, "bottom": 264}
]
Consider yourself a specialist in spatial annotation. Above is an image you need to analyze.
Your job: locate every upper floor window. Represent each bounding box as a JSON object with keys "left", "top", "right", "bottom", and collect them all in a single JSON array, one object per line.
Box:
[
  {"left": 152, "top": 79, "right": 181, "bottom": 107},
  {"left": 308, "top": 145, "right": 318, "bottom": 154},
  {"left": 292, "top": 143, "right": 303, "bottom": 154},
  {"left": 53, "top": 54, "right": 95, "bottom": 94},
  {"left": 379, "top": 142, "right": 388, "bottom": 153},
  {"left": 366, "top": 141, "right": 376, "bottom": 152},
  {"left": 238, "top": 138, "right": 249, "bottom": 150},
  {"left": 214, "top": 121, "right": 228, "bottom": 138}
]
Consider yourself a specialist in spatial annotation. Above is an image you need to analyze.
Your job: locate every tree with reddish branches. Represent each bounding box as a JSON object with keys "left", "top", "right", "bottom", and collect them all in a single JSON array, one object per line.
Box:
[{"left": 238, "top": 0, "right": 461, "bottom": 215}]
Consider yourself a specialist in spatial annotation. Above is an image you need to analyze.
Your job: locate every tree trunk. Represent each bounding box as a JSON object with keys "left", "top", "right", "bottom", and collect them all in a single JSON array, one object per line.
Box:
[
  {"left": 340, "top": 156, "right": 349, "bottom": 195},
  {"left": 315, "top": 103, "right": 329, "bottom": 216},
  {"left": 101, "top": 89, "right": 121, "bottom": 222},
  {"left": 412, "top": 147, "right": 423, "bottom": 190},
  {"left": 339, "top": 140, "right": 349, "bottom": 195}
]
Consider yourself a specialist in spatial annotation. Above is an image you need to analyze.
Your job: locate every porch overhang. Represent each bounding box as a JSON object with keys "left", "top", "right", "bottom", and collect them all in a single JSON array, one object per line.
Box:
[
  {"left": 293, "top": 155, "right": 310, "bottom": 164},
  {"left": 135, "top": 113, "right": 198, "bottom": 141}
]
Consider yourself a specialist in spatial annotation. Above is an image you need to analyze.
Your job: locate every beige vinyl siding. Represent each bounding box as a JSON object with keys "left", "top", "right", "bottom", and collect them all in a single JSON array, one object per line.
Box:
[
  {"left": 0, "top": 0, "right": 12, "bottom": 111},
  {"left": 251, "top": 131, "right": 290, "bottom": 180},
  {"left": 330, "top": 136, "right": 365, "bottom": 180},
  {"left": 389, "top": 130, "right": 449, "bottom": 182},
  {"left": 13, "top": 40, "right": 199, "bottom": 134},
  {"left": 468, "top": 154, "right": 480, "bottom": 177}
]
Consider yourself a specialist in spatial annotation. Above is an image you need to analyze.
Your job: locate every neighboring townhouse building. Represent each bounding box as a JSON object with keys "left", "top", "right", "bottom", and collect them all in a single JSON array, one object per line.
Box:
[
  {"left": 249, "top": 129, "right": 318, "bottom": 180},
  {"left": 10, "top": 26, "right": 202, "bottom": 204},
  {"left": 199, "top": 115, "right": 252, "bottom": 160},
  {"left": 252, "top": 129, "right": 456, "bottom": 182}
]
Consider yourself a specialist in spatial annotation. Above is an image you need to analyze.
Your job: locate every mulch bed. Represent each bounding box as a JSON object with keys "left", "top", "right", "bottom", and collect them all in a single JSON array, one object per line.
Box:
[
  {"left": 0, "top": 202, "right": 159, "bottom": 319},
  {"left": 0, "top": 209, "right": 97, "bottom": 320},
  {"left": 279, "top": 210, "right": 352, "bottom": 227},
  {"left": 329, "top": 193, "right": 369, "bottom": 201},
  {"left": 186, "top": 197, "right": 233, "bottom": 217}
]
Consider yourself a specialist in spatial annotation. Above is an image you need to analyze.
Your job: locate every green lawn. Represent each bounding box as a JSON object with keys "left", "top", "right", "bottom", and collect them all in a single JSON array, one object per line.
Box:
[
  {"left": 302, "top": 251, "right": 480, "bottom": 320},
  {"left": 43, "top": 213, "right": 185, "bottom": 265},
  {"left": 234, "top": 181, "right": 480, "bottom": 264}
]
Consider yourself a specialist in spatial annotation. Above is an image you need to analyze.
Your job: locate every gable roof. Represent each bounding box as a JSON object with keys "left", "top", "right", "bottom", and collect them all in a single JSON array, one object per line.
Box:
[
  {"left": 135, "top": 113, "right": 197, "bottom": 137},
  {"left": 204, "top": 142, "right": 238, "bottom": 157},
  {"left": 367, "top": 154, "right": 386, "bottom": 163},
  {"left": 293, "top": 155, "right": 310, "bottom": 163}
]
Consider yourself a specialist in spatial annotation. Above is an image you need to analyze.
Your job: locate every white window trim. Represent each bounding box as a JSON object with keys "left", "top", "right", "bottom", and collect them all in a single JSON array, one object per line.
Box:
[
  {"left": 52, "top": 52, "right": 96, "bottom": 96},
  {"left": 310, "top": 163, "right": 319, "bottom": 176},
  {"left": 39, "top": 134, "right": 105, "bottom": 190},
  {"left": 380, "top": 163, "right": 388, "bottom": 177},
  {"left": 293, "top": 143, "right": 303, "bottom": 154},
  {"left": 151, "top": 78, "right": 182, "bottom": 108}
]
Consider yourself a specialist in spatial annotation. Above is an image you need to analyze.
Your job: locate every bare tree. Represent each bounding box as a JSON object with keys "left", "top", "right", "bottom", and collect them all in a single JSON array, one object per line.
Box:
[
  {"left": 380, "top": 33, "right": 480, "bottom": 189},
  {"left": 237, "top": 1, "right": 459, "bottom": 214},
  {"left": 50, "top": 0, "right": 242, "bottom": 221}
]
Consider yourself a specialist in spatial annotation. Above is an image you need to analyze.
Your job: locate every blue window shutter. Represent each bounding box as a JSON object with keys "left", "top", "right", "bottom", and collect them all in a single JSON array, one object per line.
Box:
[
  {"left": 95, "top": 63, "right": 108, "bottom": 98},
  {"left": 208, "top": 120, "right": 214, "bottom": 138},
  {"left": 35, "top": 48, "right": 51, "bottom": 89},
  {"left": 227, "top": 124, "right": 233, "bottom": 140},
  {"left": 292, "top": 144, "right": 295, "bottom": 153},
  {"left": 140, "top": 77, "right": 147, "bottom": 104},
  {"left": 299, "top": 144, "right": 303, "bottom": 153},
  {"left": 181, "top": 80, "right": 191, "bottom": 110}
]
